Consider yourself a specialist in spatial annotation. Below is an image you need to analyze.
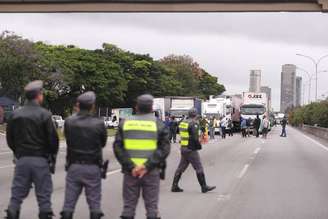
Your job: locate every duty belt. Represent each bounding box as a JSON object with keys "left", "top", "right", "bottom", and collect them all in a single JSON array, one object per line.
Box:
[{"left": 71, "top": 160, "right": 99, "bottom": 165}]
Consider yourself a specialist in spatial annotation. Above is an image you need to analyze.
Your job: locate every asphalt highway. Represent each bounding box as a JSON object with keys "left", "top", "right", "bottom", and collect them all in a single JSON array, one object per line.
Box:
[{"left": 1, "top": 127, "right": 328, "bottom": 219}]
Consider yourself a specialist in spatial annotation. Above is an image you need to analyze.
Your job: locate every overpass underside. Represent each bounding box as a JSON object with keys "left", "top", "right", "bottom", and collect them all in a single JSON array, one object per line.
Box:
[{"left": 0, "top": 0, "right": 327, "bottom": 12}]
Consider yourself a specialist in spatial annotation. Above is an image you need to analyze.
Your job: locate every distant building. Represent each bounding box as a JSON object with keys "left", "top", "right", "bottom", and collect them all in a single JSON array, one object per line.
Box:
[
  {"left": 260, "top": 86, "right": 272, "bottom": 112},
  {"left": 296, "top": 76, "right": 302, "bottom": 107},
  {"left": 249, "top": 70, "right": 261, "bottom": 93},
  {"left": 281, "top": 64, "right": 297, "bottom": 112}
]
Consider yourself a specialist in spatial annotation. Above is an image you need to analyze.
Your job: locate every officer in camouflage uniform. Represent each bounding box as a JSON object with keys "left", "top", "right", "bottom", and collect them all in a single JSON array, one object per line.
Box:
[
  {"left": 5, "top": 80, "right": 59, "bottom": 219},
  {"left": 113, "top": 94, "right": 170, "bottom": 219},
  {"left": 60, "top": 91, "right": 107, "bottom": 219},
  {"left": 171, "top": 108, "right": 216, "bottom": 193}
]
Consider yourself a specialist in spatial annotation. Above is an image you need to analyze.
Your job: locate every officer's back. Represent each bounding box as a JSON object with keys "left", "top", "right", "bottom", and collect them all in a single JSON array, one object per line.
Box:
[
  {"left": 5, "top": 80, "right": 59, "bottom": 219},
  {"left": 7, "top": 101, "right": 58, "bottom": 156},
  {"left": 61, "top": 91, "right": 107, "bottom": 219},
  {"left": 65, "top": 112, "right": 107, "bottom": 161}
]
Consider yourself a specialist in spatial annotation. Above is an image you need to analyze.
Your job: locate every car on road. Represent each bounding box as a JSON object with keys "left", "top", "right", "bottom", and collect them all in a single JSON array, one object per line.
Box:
[{"left": 52, "top": 115, "right": 65, "bottom": 129}]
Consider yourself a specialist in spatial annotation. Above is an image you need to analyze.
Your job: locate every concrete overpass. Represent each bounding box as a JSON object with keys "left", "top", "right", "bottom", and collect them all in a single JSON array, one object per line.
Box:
[{"left": 0, "top": 0, "right": 327, "bottom": 12}]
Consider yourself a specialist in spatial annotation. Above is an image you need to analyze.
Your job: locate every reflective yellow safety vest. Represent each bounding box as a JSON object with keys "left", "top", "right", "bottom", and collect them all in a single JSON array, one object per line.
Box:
[
  {"left": 123, "top": 119, "right": 158, "bottom": 166},
  {"left": 179, "top": 121, "right": 190, "bottom": 147}
]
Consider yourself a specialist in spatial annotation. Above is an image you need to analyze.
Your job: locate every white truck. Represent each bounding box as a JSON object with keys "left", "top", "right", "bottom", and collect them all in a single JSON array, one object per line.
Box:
[
  {"left": 202, "top": 96, "right": 231, "bottom": 119},
  {"left": 169, "top": 97, "right": 202, "bottom": 119},
  {"left": 240, "top": 92, "right": 268, "bottom": 129},
  {"left": 153, "top": 97, "right": 202, "bottom": 121}
]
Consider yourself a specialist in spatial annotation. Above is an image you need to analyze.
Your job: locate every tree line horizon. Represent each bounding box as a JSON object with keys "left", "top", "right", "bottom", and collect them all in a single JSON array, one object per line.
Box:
[{"left": 0, "top": 31, "right": 225, "bottom": 116}]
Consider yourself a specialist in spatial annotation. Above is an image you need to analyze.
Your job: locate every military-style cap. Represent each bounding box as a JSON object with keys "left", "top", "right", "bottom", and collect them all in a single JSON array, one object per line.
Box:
[
  {"left": 77, "top": 91, "right": 96, "bottom": 106},
  {"left": 137, "top": 94, "right": 154, "bottom": 107},
  {"left": 188, "top": 108, "right": 197, "bottom": 117},
  {"left": 24, "top": 80, "right": 43, "bottom": 93}
]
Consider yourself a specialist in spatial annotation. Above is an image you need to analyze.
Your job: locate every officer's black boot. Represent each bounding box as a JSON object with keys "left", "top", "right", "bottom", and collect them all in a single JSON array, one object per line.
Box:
[
  {"left": 90, "top": 212, "right": 104, "bottom": 219},
  {"left": 60, "top": 211, "right": 73, "bottom": 219},
  {"left": 39, "top": 211, "right": 54, "bottom": 219},
  {"left": 4, "top": 209, "right": 20, "bottom": 219},
  {"left": 147, "top": 217, "right": 161, "bottom": 219},
  {"left": 120, "top": 216, "right": 134, "bottom": 219},
  {"left": 171, "top": 173, "right": 183, "bottom": 192},
  {"left": 196, "top": 173, "right": 216, "bottom": 193}
]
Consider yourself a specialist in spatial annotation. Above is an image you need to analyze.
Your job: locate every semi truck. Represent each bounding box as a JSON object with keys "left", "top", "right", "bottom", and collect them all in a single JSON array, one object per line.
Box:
[{"left": 240, "top": 92, "right": 269, "bottom": 131}]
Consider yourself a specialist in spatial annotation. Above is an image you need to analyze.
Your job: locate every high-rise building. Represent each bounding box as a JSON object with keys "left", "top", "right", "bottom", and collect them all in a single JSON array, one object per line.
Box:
[
  {"left": 296, "top": 76, "right": 302, "bottom": 107},
  {"left": 281, "top": 64, "right": 297, "bottom": 112},
  {"left": 260, "top": 86, "right": 272, "bottom": 111},
  {"left": 249, "top": 70, "right": 261, "bottom": 93}
]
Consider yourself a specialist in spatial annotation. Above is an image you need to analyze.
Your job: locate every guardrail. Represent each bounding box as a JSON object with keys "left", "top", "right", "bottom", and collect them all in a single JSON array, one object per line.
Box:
[{"left": 301, "top": 125, "right": 328, "bottom": 142}]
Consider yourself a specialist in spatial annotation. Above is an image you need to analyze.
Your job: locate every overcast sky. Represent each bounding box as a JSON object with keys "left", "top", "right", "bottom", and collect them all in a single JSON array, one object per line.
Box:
[{"left": 1, "top": 12, "right": 328, "bottom": 110}]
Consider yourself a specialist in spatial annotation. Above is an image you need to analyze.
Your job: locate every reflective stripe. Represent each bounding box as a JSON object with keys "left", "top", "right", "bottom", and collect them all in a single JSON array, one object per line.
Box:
[
  {"left": 179, "top": 122, "right": 188, "bottom": 129},
  {"left": 124, "top": 139, "right": 157, "bottom": 150},
  {"left": 180, "top": 132, "right": 189, "bottom": 138},
  {"left": 123, "top": 120, "right": 157, "bottom": 132},
  {"left": 131, "top": 158, "right": 148, "bottom": 166},
  {"left": 181, "top": 140, "right": 189, "bottom": 146},
  {"left": 124, "top": 130, "right": 157, "bottom": 139}
]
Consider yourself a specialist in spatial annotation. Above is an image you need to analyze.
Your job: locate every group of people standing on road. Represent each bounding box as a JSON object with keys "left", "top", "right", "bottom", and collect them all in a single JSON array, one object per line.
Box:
[
  {"left": 241, "top": 114, "right": 270, "bottom": 139},
  {"left": 240, "top": 114, "right": 288, "bottom": 139},
  {"left": 198, "top": 116, "right": 234, "bottom": 141},
  {"left": 4, "top": 80, "right": 216, "bottom": 219}
]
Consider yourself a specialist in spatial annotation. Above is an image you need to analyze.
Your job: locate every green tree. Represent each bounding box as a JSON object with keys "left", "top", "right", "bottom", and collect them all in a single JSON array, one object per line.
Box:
[{"left": 0, "top": 31, "right": 41, "bottom": 102}]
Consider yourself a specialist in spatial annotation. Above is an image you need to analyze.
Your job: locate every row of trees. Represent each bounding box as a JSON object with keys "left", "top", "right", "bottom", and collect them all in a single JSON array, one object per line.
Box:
[
  {"left": 289, "top": 101, "right": 328, "bottom": 128},
  {"left": 0, "top": 31, "right": 225, "bottom": 116}
]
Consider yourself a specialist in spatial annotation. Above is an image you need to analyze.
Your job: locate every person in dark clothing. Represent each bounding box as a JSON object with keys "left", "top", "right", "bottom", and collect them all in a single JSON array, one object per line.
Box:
[
  {"left": 241, "top": 119, "right": 247, "bottom": 138},
  {"left": 171, "top": 108, "right": 216, "bottom": 194},
  {"left": 5, "top": 80, "right": 59, "bottom": 219},
  {"left": 60, "top": 91, "right": 108, "bottom": 219},
  {"left": 280, "top": 117, "right": 288, "bottom": 137},
  {"left": 227, "top": 119, "right": 233, "bottom": 136},
  {"left": 113, "top": 94, "right": 170, "bottom": 219},
  {"left": 254, "top": 114, "right": 261, "bottom": 138},
  {"left": 170, "top": 116, "right": 179, "bottom": 143}
]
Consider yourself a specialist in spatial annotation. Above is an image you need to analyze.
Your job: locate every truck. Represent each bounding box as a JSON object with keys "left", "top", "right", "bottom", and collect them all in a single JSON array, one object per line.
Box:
[
  {"left": 240, "top": 92, "right": 269, "bottom": 130},
  {"left": 169, "top": 96, "right": 202, "bottom": 119},
  {"left": 153, "top": 96, "right": 202, "bottom": 121},
  {"left": 153, "top": 97, "right": 170, "bottom": 121},
  {"left": 202, "top": 95, "right": 231, "bottom": 119}
]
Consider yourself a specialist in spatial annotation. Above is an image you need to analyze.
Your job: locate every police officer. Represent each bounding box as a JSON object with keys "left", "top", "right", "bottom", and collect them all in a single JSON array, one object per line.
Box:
[
  {"left": 113, "top": 94, "right": 170, "bottom": 219},
  {"left": 5, "top": 80, "right": 59, "bottom": 219},
  {"left": 171, "top": 108, "right": 216, "bottom": 193},
  {"left": 60, "top": 91, "right": 107, "bottom": 219}
]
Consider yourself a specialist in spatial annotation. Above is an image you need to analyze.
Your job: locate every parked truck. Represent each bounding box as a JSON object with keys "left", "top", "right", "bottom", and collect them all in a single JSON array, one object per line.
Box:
[
  {"left": 169, "top": 96, "right": 202, "bottom": 119},
  {"left": 240, "top": 92, "right": 269, "bottom": 130},
  {"left": 153, "top": 96, "right": 202, "bottom": 121}
]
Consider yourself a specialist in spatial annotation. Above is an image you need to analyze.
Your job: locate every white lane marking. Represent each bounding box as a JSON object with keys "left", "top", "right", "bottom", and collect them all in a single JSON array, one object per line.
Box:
[
  {"left": 299, "top": 131, "right": 328, "bottom": 152},
  {"left": 238, "top": 164, "right": 250, "bottom": 179},
  {"left": 106, "top": 169, "right": 121, "bottom": 176},
  {"left": 254, "top": 147, "right": 261, "bottom": 154},
  {"left": 0, "top": 164, "right": 14, "bottom": 169}
]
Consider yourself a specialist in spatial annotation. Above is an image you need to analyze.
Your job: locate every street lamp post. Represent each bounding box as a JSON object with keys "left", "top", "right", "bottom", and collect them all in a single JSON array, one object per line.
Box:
[
  {"left": 297, "top": 67, "right": 312, "bottom": 104},
  {"left": 296, "top": 54, "right": 328, "bottom": 101},
  {"left": 296, "top": 67, "right": 327, "bottom": 104}
]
